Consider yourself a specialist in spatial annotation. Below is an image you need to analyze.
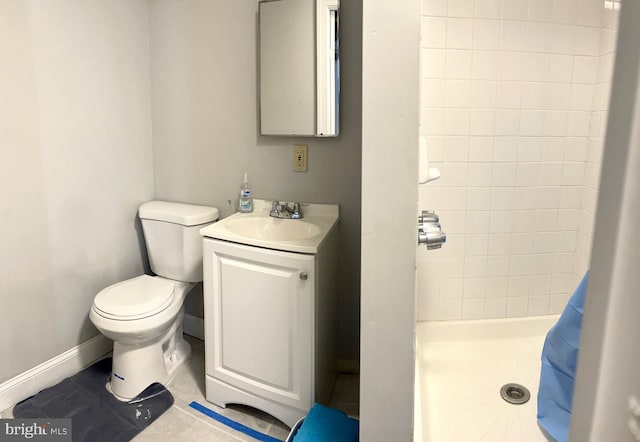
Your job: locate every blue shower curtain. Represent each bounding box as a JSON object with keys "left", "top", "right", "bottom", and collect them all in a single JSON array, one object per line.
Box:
[{"left": 537, "top": 272, "right": 589, "bottom": 442}]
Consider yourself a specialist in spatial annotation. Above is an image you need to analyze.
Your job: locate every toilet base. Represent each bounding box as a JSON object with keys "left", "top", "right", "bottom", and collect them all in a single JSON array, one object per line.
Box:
[{"left": 109, "top": 310, "right": 191, "bottom": 400}]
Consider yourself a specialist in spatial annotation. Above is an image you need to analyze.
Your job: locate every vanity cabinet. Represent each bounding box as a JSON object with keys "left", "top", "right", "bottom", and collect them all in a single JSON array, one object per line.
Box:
[{"left": 202, "top": 233, "right": 338, "bottom": 427}]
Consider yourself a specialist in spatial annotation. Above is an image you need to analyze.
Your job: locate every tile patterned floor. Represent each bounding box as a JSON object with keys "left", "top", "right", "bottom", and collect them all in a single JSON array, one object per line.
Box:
[{"left": 1, "top": 335, "right": 359, "bottom": 441}]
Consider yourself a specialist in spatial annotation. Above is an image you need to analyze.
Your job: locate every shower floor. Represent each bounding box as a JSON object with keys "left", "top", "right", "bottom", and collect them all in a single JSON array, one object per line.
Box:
[{"left": 415, "top": 315, "right": 559, "bottom": 442}]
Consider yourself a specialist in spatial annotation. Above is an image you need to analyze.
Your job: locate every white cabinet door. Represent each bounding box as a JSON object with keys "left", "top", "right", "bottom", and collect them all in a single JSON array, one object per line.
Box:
[{"left": 203, "top": 239, "right": 315, "bottom": 410}]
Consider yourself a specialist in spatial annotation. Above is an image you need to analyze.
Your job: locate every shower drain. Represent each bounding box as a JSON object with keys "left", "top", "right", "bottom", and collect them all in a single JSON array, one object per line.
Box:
[{"left": 500, "top": 383, "right": 531, "bottom": 405}]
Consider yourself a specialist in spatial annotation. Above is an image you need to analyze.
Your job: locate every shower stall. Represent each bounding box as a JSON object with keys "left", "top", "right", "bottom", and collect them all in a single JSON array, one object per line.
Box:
[{"left": 414, "top": 0, "right": 620, "bottom": 439}]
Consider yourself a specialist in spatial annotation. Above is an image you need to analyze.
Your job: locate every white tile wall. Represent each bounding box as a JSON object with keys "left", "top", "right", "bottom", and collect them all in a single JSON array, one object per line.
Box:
[
  {"left": 417, "top": 0, "right": 619, "bottom": 321},
  {"left": 573, "top": 6, "right": 619, "bottom": 289}
]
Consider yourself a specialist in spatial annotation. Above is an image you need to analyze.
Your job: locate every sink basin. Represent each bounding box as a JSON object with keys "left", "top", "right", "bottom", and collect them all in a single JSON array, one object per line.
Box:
[
  {"left": 200, "top": 199, "right": 339, "bottom": 254},
  {"left": 225, "top": 216, "right": 322, "bottom": 241}
]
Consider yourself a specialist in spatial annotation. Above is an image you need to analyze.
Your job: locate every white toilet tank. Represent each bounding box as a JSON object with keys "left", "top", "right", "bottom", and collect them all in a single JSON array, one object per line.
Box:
[{"left": 138, "top": 201, "right": 219, "bottom": 282}]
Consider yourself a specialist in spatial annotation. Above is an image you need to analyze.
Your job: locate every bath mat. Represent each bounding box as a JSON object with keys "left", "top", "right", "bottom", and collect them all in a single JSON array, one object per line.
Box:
[
  {"left": 188, "top": 401, "right": 283, "bottom": 442},
  {"left": 13, "top": 357, "right": 173, "bottom": 442}
]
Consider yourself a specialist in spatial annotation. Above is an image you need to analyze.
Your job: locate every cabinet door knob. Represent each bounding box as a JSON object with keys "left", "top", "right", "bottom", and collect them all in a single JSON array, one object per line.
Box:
[{"left": 299, "top": 272, "right": 308, "bottom": 281}]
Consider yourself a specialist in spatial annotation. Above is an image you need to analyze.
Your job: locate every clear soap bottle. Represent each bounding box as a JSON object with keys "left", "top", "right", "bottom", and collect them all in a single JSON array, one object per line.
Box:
[{"left": 238, "top": 172, "right": 253, "bottom": 213}]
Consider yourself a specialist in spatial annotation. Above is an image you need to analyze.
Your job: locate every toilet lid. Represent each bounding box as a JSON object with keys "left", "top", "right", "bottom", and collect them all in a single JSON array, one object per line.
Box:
[{"left": 93, "top": 275, "right": 175, "bottom": 319}]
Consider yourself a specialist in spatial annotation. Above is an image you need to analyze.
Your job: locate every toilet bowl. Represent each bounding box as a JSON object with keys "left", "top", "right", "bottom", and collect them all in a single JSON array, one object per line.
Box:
[
  {"left": 90, "top": 201, "right": 218, "bottom": 400},
  {"left": 89, "top": 275, "right": 194, "bottom": 400}
]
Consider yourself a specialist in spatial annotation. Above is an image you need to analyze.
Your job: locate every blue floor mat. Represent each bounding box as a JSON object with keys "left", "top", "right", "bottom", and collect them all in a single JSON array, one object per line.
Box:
[{"left": 13, "top": 358, "right": 173, "bottom": 442}]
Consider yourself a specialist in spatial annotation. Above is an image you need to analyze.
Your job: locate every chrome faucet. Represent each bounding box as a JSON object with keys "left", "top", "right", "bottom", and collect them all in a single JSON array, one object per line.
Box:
[
  {"left": 291, "top": 202, "right": 303, "bottom": 219},
  {"left": 270, "top": 201, "right": 304, "bottom": 219},
  {"left": 418, "top": 210, "right": 446, "bottom": 250}
]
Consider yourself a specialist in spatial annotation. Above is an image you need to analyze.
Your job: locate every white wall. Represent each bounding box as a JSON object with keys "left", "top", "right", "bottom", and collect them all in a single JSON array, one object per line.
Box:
[
  {"left": 360, "top": 0, "right": 420, "bottom": 440},
  {"left": 417, "top": 0, "right": 618, "bottom": 320},
  {"left": 0, "top": 0, "right": 154, "bottom": 383},
  {"left": 148, "top": 0, "right": 363, "bottom": 368},
  {"left": 571, "top": 1, "right": 640, "bottom": 438}
]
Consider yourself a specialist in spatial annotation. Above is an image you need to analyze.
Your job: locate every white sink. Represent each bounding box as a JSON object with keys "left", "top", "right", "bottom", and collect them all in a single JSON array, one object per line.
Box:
[
  {"left": 200, "top": 199, "right": 339, "bottom": 254},
  {"left": 225, "top": 216, "right": 323, "bottom": 241}
]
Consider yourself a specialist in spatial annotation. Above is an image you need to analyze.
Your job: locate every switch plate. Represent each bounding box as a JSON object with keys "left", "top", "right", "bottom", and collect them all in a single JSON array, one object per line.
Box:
[{"left": 293, "top": 144, "right": 308, "bottom": 172}]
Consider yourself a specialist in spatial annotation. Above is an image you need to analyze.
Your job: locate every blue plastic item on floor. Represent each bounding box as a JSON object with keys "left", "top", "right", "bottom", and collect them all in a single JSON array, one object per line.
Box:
[
  {"left": 290, "top": 403, "right": 358, "bottom": 442},
  {"left": 537, "top": 272, "right": 589, "bottom": 442}
]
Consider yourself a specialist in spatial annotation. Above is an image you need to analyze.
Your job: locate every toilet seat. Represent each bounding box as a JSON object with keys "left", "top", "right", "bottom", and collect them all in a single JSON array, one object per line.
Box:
[{"left": 93, "top": 275, "right": 175, "bottom": 320}]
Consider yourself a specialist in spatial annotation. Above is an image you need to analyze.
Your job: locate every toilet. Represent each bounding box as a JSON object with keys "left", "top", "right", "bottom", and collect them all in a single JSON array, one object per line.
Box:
[{"left": 89, "top": 200, "right": 219, "bottom": 400}]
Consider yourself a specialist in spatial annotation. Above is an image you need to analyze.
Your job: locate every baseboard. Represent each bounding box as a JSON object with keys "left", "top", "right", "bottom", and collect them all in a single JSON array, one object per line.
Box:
[
  {"left": 183, "top": 313, "right": 204, "bottom": 341},
  {"left": 0, "top": 334, "right": 112, "bottom": 412}
]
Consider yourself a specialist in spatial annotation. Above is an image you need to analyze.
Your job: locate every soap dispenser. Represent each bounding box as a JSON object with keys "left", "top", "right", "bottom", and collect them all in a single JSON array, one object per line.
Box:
[{"left": 238, "top": 172, "right": 253, "bottom": 213}]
